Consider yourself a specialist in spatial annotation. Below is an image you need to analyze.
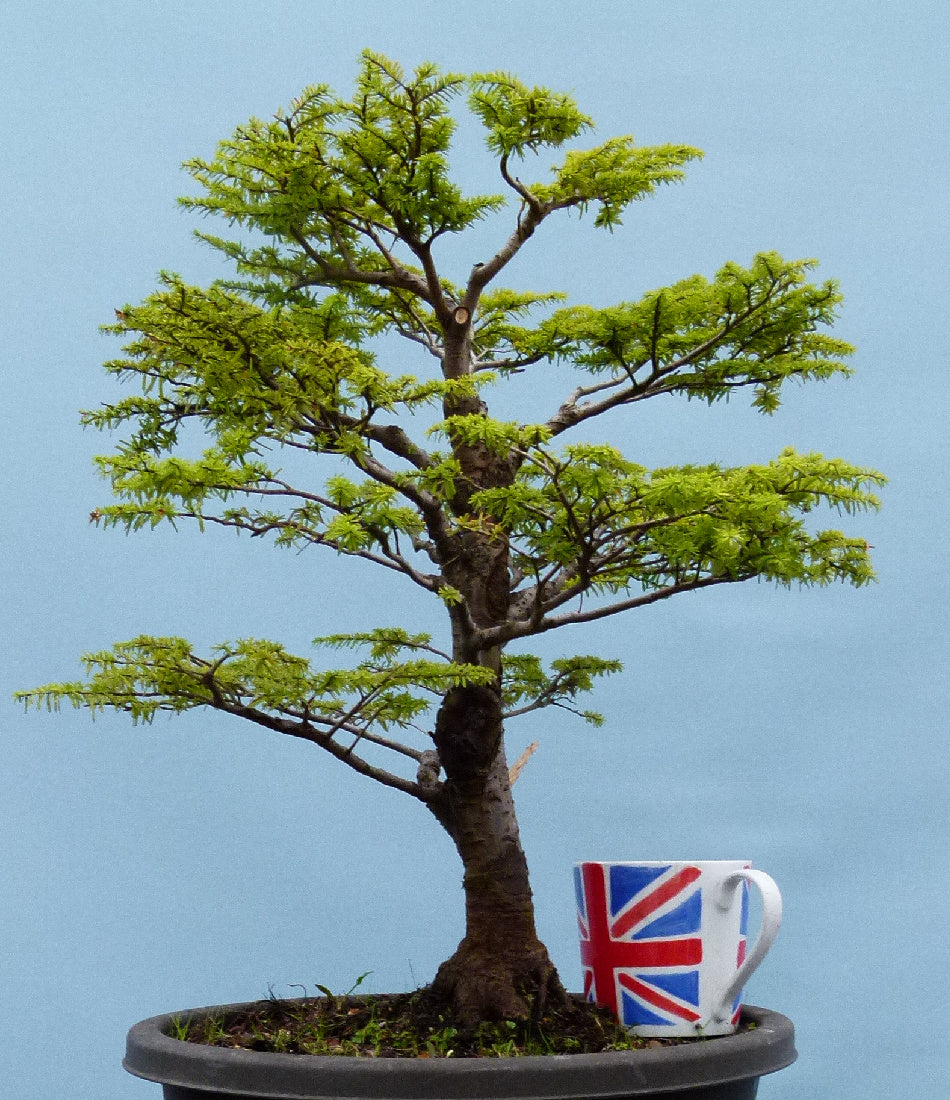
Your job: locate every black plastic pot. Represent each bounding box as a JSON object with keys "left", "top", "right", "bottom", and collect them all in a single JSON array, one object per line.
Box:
[{"left": 124, "top": 1000, "right": 796, "bottom": 1099}]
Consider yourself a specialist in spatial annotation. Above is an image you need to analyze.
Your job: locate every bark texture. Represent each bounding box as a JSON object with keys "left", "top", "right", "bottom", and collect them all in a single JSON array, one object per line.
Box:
[
  {"left": 428, "top": 685, "right": 566, "bottom": 1025},
  {"left": 420, "top": 329, "right": 567, "bottom": 1024}
]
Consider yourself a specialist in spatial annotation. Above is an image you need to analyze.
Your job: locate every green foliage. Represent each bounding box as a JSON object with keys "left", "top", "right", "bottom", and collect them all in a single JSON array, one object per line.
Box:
[
  {"left": 21, "top": 52, "right": 884, "bottom": 799},
  {"left": 501, "top": 654, "right": 623, "bottom": 725},
  {"left": 94, "top": 274, "right": 432, "bottom": 455},
  {"left": 530, "top": 137, "right": 702, "bottom": 230},
  {"left": 467, "top": 72, "right": 699, "bottom": 229},
  {"left": 16, "top": 631, "right": 620, "bottom": 794},
  {"left": 180, "top": 51, "right": 505, "bottom": 298},
  {"left": 500, "top": 254, "right": 853, "bottom": 410},
  {"left": 473, "top": 444, "right": 883, "bottom": 624},
  {"left": 17, "top": 634, "right": 495, "bottom": 727},
  {"left": 467, "top": 71, "right": 594, "bottom": 157},
  {"left": 432, "top": 416, "right": 551, "bottom": 456}
]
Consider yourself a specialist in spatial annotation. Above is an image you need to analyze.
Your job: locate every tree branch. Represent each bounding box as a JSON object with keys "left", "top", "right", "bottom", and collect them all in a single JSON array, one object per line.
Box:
[
  {"left": 288, "top": 225, "right": 433, "bottom": 302},
  {"left": 543, "top": 277, "right": 806, "bottom": 437},
  {"left": 489, "top": 572, "right": 752, "bottom": 646},
  {"left": 207, "top": 696, "right": 430, "bottom": 802},
  {"left": 408, "top": 239, "right": 451, "bottom": 325},
  {"left": 463, "top": 161, "right": 549, "bottom": 306}
]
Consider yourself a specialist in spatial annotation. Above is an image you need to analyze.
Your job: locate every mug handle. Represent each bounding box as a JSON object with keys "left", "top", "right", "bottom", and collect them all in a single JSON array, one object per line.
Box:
[{"left": 711, "top": 868, "right": 783, "bottom": 1024}]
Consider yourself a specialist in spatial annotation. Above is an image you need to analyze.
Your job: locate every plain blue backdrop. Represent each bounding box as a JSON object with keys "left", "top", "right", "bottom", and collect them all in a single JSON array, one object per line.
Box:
[{"left": 2, "top": 2, "right": 947, "bottom": 1097}]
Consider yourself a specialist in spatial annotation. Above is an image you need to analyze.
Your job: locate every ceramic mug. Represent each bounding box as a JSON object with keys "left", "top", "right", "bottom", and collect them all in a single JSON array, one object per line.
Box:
[{"left": 574, "top": 860, "right": 782, "bottom": 1037}]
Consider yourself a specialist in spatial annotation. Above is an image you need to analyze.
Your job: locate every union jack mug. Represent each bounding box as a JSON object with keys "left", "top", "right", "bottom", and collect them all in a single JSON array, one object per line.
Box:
[{"left": 574, "top": 860, "right": 782, "bottom": 1037}]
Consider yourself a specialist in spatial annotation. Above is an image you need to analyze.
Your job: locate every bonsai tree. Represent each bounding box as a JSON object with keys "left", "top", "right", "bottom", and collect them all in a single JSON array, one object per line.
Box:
[{"left": 20, "top": 52, "right": 882, "bottom": 1026}]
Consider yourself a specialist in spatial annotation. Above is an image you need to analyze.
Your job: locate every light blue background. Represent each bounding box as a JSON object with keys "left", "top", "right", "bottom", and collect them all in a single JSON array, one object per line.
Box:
[{"left": 2, "top": 3, "right": 947, "bottom": 1097}]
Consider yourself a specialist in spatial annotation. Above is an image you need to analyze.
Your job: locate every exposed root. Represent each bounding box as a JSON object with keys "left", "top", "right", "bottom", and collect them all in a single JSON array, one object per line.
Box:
[{"left": 431, "top": 939, "right": 569, "bottom": 1030}]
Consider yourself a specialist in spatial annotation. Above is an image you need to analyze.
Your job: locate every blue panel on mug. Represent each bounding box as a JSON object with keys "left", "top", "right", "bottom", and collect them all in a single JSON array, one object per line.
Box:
[
  {"left": 609, "top": 864, "right": 670, "bottom": 912},
  {"left": 620, "top": 989, "right": 670, "bottom": 1028},
  {"left": 645, "top": 968, "right": 700, "bottom": 1006},
  {"left": 635, "top": 888, "right": 702, "bottom": 939},
  {"left": 573, "top": 866, "right": 586, "bottom": 919}
]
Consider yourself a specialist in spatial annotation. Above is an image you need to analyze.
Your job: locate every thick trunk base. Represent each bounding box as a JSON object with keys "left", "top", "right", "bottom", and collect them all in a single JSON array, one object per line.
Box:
[
  {"left": 428, "top": 686, "right": 564, "bottom": 1028},
  {"left": 431, "top": 936, "right": 568, "bottom": 1027}
]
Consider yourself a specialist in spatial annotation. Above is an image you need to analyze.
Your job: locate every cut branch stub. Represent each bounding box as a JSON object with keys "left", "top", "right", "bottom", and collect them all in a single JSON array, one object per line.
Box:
[{"left": 508, "top": 740, "right": 538, "bottom": 785}]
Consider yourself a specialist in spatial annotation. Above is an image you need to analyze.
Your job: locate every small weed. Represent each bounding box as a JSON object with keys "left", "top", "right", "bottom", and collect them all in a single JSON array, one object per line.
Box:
[
  {"left": 350, "top": 1003, "right": 386, "bottom": 1053},
  {"left": 424, "top": 1022, "right": 459, "bottom": 1058},
  {"left": 168, "top": 1016, "right": 190, "bottom": 1042},
  {"left": 168, "top": 987, "right": 715, "bottom": 1058},
  {"left": 474, "top": 1019, "right": 520, "bottom": 1057},
  {"left": 269, "top": 1027, "right": 295, "bottom": 1053},
  {"left": 200, "top": 1015, "right": 228, "bottom": 1045}
]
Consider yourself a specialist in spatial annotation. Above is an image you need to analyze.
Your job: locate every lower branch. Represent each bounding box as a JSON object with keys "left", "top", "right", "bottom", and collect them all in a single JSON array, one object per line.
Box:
[{"left": 206, "top": 695, "right": 434, "bottom": 803}]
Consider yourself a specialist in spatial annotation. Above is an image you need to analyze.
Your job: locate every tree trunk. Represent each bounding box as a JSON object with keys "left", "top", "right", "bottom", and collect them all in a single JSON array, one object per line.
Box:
[
  {"left": 428, "top": 328, "right": 564, "bottom": 1023},
  {"left": 428, "top": 684, "right": 566, "bottom": 1025}
]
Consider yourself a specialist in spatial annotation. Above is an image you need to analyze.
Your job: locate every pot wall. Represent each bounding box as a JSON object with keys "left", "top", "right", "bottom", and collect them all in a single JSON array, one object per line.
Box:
[{"left": 124, "top": 1001, "right": 796, "bottom": 1100}]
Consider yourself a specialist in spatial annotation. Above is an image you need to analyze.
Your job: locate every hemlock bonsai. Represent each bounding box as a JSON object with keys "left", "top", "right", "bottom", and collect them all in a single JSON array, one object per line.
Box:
[{"left": 19, "top": 52, "right": 882, "bottom": 1027}]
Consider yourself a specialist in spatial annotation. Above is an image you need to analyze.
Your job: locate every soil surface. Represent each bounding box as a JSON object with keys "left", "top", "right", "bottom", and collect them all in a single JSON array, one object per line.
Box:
[{"left": 178, "top": 988, "right": 714, "bottom": 1057}]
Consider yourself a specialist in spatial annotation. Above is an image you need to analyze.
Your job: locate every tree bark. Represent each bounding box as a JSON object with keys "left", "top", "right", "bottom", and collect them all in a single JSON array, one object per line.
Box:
[
  {"left": 428, "top": 685, "right": 565, "bottom": 1025},
  {"left": 425, "top": 326, "right": 565, "bottom": 1024}
]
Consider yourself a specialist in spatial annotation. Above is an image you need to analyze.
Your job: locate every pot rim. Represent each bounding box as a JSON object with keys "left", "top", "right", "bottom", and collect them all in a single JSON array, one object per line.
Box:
[{"left": 124, "top": 1000, "right": 796, "bottom": 1098}]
